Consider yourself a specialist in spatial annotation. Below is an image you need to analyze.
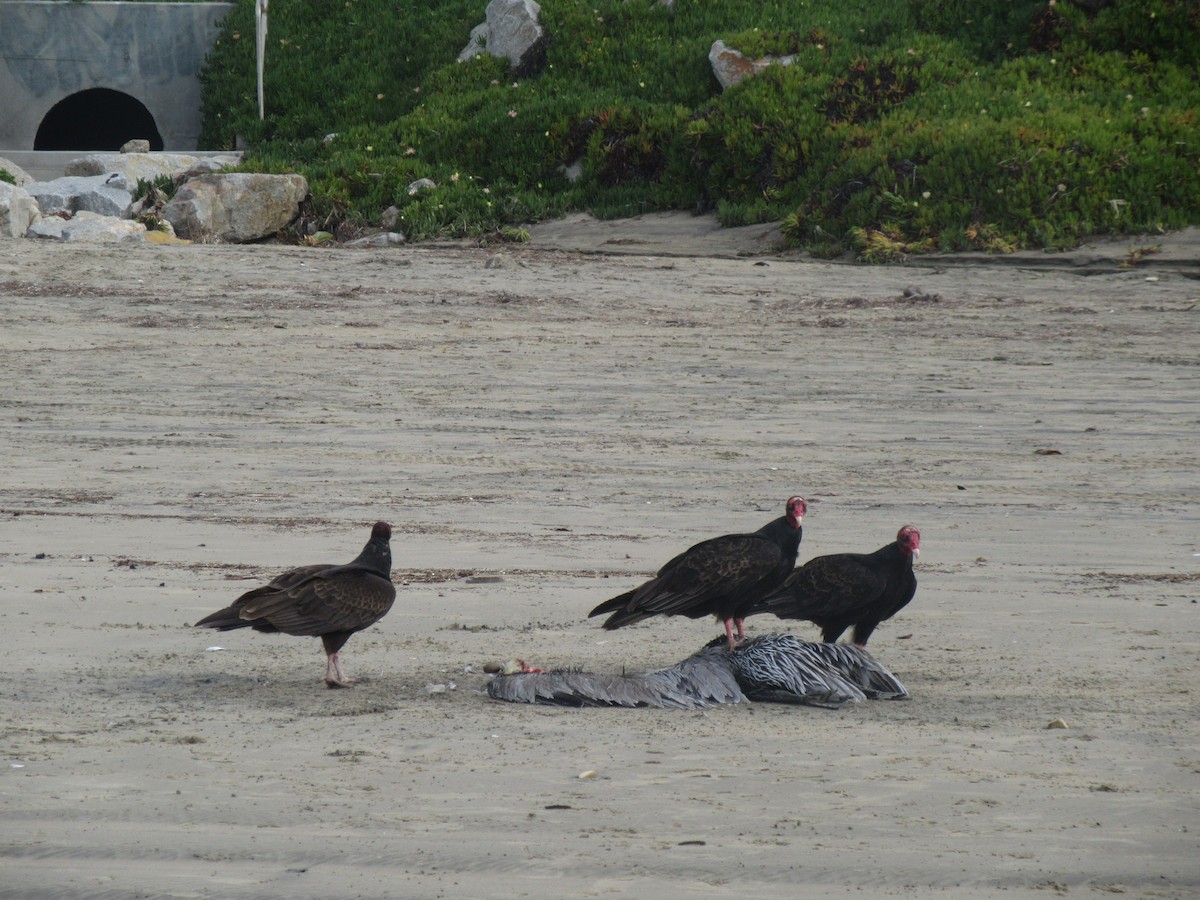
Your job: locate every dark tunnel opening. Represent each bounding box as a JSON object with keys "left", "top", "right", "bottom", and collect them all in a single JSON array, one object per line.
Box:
[{"left": 34, "top": 88, "right": 164, "bottom": 151}]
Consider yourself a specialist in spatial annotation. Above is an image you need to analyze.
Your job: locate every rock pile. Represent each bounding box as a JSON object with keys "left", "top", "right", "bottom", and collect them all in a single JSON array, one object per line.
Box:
[{"left": 0, "top": 145, "right": 313, "bottom": 245}]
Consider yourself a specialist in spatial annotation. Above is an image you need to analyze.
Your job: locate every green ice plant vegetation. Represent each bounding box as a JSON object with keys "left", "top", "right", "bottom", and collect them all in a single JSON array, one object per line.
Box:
[{"left": 199, "top": 0, "right": 1200, "bottom": 255}]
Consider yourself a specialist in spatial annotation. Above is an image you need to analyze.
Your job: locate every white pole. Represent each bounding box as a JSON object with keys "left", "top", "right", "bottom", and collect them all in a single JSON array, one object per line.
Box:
[{"left": 255, "top": 0, "right": 268, "bottom": 119}]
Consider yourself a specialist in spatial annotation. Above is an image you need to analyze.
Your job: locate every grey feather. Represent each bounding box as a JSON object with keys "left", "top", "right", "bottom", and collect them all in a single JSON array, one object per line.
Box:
[
  {"left": 487, "top": 633, "right": 908, "bottom": 710},
  {"left": 487, "top": 646, "right": 746, "bottom": 709},
  {"left": 730, "top": 634, "right": 908, "bottom": 708}
]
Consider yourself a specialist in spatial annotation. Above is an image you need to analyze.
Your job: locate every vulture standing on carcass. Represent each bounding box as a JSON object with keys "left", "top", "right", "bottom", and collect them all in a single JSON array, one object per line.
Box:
[
  {"left": 588, "top": 497, "right": 807, "bottom": 652},
  {"left": 746, "top": 525, "right": 920, "bottom": 647},
  {"left": 487, "top": 633, "right": 908, "bottom": 709},
  {"left": 195, "top": 522, "right": 395, "bottom": 688}
]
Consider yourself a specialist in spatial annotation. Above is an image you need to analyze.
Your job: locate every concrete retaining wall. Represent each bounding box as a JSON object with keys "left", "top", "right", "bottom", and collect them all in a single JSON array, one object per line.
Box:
[{"left": 0, "top": 1, "right": 234, "bottom": 150}]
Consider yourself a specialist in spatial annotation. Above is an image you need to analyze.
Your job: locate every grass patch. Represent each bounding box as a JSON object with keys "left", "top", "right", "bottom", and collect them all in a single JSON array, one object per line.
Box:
[{"left": 200, "top": 0, "right": 1200, "bottom": 255}]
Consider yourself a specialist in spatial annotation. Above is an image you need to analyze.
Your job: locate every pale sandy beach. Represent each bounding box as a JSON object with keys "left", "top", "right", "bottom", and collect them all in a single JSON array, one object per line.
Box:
[{"left": 1, "top": 217, "right": 1197, "bottom": 898}]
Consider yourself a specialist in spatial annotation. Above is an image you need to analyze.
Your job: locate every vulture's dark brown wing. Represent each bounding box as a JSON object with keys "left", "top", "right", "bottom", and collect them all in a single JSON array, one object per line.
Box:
[
  {"left": 252, "top": 563, "right": 335, "bottom": 594},
  {"left": 746, "top": 539, "right": 917, "bottom": 645},
  {"left": 637, "top": 534, "right": 788, "bottom": 612},
  {"left": 769, "top": 553, "right": 890, "bottom": 621},
  {"left": 591, "top": 533, "right": 787, "bottom": 626},
  {"left": 195, "top": 564, "right": 337, "bottom": 632},
  {"left": 234, "top": 569, "right": 396, "bottom": 637}
]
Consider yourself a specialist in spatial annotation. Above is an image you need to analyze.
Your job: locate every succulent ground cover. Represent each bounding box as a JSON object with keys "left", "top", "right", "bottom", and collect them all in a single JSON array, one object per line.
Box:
[{"left": 199, "top": 0, "right": 1200, "bottom": 255}]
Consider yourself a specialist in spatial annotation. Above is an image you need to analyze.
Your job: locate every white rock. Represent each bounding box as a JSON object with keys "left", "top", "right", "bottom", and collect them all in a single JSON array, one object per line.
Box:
[
  {"left": 28, "top": 210, "right": 146, "bottom": 243},
  {"left": 709, "top": 39, "right": 795, "bottom": 91},
  {"left": 458, "top": 0, "right": 544, "bottom": 69},
  {"left": 345, "top": 232, "right": 405, "bottom": 248},
  {"left": 459, "top": 22, "right": 489, "bottom": 61},
  {"left": 0, "top": 157, "right": 35, "bottom": 187},
  {"left": 25, "top": 175, "right": 134, "bottom": 218},
  {"left": 161, "top": 172, "right": 308, "bottom": 242},
  {"left": 0, "top": 181, "right": 43, "bottom": 238},
  {"left": 183, "top": 157, "right": 241, "bottom": 177},
  {"left": 65, "top": 152, "right": 241, "bottom": 185},
  {"left": 560, "top": 158, "right": 584, "bottom": 183},
  {"left": 406, "top": 178, "right": 437, "bottom": 196}
]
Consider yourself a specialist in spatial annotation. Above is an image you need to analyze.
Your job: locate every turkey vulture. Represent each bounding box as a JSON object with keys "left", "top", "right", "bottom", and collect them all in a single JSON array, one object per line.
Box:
[
  {"left": 486, "top": 633, "right": 908, "bottom": 709},
  {"left": 195, "top": 522, "right": 395, "bottom": 688},
  {"left": 588, "top": 496, "right": 807, "bottom": 652},
  {"left": 746, "top": 525, "right": 920, "bottom": 647}
]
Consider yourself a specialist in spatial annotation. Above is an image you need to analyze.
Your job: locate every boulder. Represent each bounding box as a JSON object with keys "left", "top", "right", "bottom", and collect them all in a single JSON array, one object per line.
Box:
[
  {"left": 160, "top": 173, "right": 308, "bottom": 242},
  {"left": 27, "top": 210, "right": 146, "bottom": 243},
  {"left": 345, "top": 232, "right": 405, "bottom": 248},
  {"left": 0, "top": 181, "right": 43, "bottom": 237},
  {"left": 458, "top": 0, "right": 546, "bottom": 73},
  {"left": 0, "top": 156, "right": 34, "bottom": 186},
  {"left": 709, "top": 39, "right": 795, "bottom": 91},
  {"left": 24, "top": 175, "right": 134, "bottom": 218},
  {"left": 559, "top": 158, "right": 584, "bottom": 184},
  {"left": 182, "top": 157, "right": 243, "bottom": 177},
  {"left": 460, "top": 21, "right": 488, "bottom": 61},
  {"left": 65, "top": 152, "right": 241, "bottom": 185},
  {"left": 120, "top": 139, "right": 152, "bottom": 153}
]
